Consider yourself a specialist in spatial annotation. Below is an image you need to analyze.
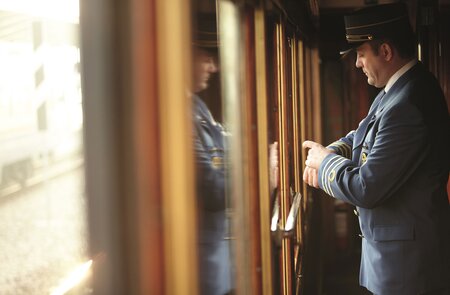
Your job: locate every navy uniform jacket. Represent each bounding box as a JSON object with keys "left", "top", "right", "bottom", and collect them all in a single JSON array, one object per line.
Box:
[
  {"left": 319, "top": 63, "right": 450, "bottom": 295},
  {"left": 193, "top": 95, "right": 233, "bottom": 295}
]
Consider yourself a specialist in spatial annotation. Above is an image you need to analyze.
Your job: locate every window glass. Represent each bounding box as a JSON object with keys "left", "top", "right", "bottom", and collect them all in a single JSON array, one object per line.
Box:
[
  {"left": 0, "top": 1, "right": 89, "bottom": 294},
  {"left": 191, "top": 1, "right": 236, "bottom": 293}
]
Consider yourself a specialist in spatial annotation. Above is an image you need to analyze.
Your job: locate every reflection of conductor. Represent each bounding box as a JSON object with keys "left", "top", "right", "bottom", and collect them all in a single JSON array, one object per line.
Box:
[
  {"left": 192, "top": 13, "right": 279, "bottom": 295},
  {"left": 192, "top": 14, "right": 232, "bottom": 295}
]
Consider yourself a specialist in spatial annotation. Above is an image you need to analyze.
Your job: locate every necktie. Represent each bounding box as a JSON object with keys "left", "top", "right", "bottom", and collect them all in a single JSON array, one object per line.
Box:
[
  {"left": 353, "top": 89, "right": 385, "bottom": 150},
  {"left": 369, "top": 90, "right": 386, "bottom": 118}
]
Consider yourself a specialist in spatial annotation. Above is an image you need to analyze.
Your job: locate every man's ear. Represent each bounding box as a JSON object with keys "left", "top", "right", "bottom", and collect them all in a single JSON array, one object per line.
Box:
[{"left": 380, "top": 43, "right": 393, "bottom": 61}]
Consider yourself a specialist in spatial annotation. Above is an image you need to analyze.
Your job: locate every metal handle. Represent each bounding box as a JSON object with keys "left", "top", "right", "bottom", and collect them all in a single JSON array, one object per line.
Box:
[
  {"left": 271, "top": 193, "right": 280, "bottom": 232},
  {"left": 285, "top": 192, "right": 302, "bottom": 232},
  {"left": 271, "top": 190, "right": 302, "bottom": 243}
]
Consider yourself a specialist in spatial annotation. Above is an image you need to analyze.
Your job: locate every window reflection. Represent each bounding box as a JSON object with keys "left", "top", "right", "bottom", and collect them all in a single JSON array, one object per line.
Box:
[
  {"left": 0, "top": 1, "right": 88, "bottom": 294},
  {"left": 191, "top": 7, "right": 235, "bottom": 295}
]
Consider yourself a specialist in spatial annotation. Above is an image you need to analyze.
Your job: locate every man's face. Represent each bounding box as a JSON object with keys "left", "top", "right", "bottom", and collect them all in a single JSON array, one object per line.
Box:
[
  {"left": 355, "top": 42, "right": 388, "bottom": 88},
  {"left": 193, "top": 48, "right": 218, "bottom": 93}
]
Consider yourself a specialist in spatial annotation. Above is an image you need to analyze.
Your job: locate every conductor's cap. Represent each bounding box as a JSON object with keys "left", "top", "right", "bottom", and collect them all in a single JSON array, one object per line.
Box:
[
  {"left": 340, "top": 2, "right": 413, "bottom": 55},
  {"left": 193, "top": 13, "right": 219, "bottom": 49}
]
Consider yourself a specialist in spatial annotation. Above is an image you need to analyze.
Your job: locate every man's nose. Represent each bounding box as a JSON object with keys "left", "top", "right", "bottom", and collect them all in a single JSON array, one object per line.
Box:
[
  {"left": 355, "top": 57, "right": 362, "bottom": 68},
  {"left": 209, "top": 61, "right": 218, "bottom": 72}
]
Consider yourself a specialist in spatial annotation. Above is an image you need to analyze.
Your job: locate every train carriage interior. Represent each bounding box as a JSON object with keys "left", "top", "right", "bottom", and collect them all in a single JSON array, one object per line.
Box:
[{"left": 0, "top": 0, "right": 449, "bottom": 294}]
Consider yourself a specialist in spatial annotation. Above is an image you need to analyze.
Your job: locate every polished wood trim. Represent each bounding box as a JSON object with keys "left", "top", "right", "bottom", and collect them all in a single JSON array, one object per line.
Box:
[
  {"left": 129, "top": 0, "right": 164, "bottom": 293},
  {"left": 311, "top": 47, "right": 322, "bottom": 143},
  {"left": 304, "top": 46, "right": 313, "bottom": 142},
  {"left": 275, "top": 20, "right": 293, "bottom": 295},
  {"left": 254, "top": 8, "right": 274, "bottom": 295},
  {"left": 297, "top": 40, "right": 307, "bottom": 243},
  {"left": 303, "top": 45, "right": 314, "bottom": 210},
  {"left": 296, "top": 38, "right": 308, "bottom": 295},
  {"left": 242, "top": 8, "right": 264, "bottom": 295},
  {"left": 290, "top": 35, "right": 302, "bottom": 295},
  {"left": 155, "top": 0, "right": 199, "bottom": 294},
  {"left": 290, "top": 37, "right": 301, "bottom": 203}
]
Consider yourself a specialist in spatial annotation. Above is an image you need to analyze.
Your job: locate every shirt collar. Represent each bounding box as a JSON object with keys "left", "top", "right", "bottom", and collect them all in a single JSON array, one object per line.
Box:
[{"left": 384, "top": 59, "right": 417, "bottom": 93}]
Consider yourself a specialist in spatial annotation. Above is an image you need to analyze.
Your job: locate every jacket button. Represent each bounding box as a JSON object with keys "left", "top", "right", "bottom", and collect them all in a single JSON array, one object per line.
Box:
[
  {"left": 358, "top": 234, "right": 364, "bottom": 239},
  {"left": 353, "top": 209, "right": 359, "bottom": 216},
  {"left": 328, "top": 170, "right": 336, "bottom": 182}
]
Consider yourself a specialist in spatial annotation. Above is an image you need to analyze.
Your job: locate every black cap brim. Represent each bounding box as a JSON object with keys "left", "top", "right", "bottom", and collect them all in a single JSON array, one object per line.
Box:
[{"left": 339, "top": 41, "right": 362, "bottom": 58}]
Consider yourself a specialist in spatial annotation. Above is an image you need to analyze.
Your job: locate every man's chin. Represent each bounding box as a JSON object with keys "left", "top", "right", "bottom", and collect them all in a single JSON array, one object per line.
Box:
[
  {"left": 194, "top": 83, "right": 208, "bottom": 93},
  {"left": 201, "top": 82, "right": 209, "bottom": 90}
]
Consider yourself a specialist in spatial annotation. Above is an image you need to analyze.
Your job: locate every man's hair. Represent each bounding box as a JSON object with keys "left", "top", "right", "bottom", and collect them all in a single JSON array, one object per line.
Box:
[{"left": 368, "top": 34, "right": 416, "bottom": 59}]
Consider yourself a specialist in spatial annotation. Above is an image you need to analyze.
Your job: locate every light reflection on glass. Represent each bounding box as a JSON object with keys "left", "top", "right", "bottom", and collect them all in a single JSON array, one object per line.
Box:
[{"left": 50, "top": 260, "right": 92, "bottom": 295}]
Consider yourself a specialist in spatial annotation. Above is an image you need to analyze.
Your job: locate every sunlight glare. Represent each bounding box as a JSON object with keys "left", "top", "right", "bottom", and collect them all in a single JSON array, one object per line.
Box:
[
  {"left": 0, "top": 0, "right": 79, "bottom": 23},
  {"left": 50, "top": 260, "right": 92, "bottom": 295}
]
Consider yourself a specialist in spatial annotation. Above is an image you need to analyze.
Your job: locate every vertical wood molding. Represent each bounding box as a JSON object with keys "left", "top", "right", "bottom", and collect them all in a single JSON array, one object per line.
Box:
[
  {"left": 290, "top": 38, "right": 301, "bottom": 198},
  {"left": 129, "top": 0, "right": 164, "bottom": 293},
  {"left": 275, "top": 20, "right": 293, "bottom": 295},
  {"left": 155, "top": 0, "right": 198, "bottom": 294},
  {"left": 254, "top": 8, "right": 274, "bottom": 295},
  {"left": 297, "top": 40, "right": 307, "bottom": 243},
  {"left": 311, "top": 47, "right": 322, "bottom": 143}
]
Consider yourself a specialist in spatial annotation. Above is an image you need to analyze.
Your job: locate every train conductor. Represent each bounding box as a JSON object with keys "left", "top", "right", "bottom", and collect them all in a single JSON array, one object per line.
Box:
[{"left": 303, "top": 3, "right": 450, "bottom": 295}]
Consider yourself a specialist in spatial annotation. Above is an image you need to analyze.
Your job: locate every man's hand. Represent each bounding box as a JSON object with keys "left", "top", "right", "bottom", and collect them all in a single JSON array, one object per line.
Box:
[
  {"left": 303, "top": 166, "right": 319, "bottom": 188},
  {"left": 302, "top": 140, "right": 332, "bottom": 188},
  {"left": 302, "top": 140, "right": 332, "bottom": 170}
]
